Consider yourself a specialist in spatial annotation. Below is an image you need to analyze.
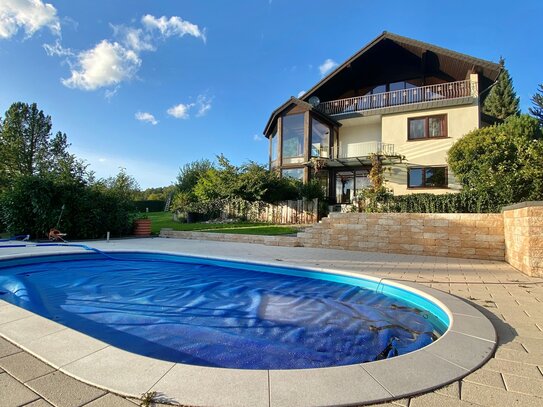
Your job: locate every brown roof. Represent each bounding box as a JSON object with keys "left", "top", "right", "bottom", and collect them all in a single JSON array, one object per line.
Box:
[{"left": 300, "top": 31, "right": 502, "bottom": 102}]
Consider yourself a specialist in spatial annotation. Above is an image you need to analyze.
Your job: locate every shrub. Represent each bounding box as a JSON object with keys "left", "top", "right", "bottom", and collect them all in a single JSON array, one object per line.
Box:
[{"left": 0, "top": 176, "right": 136, "bottom": 239}]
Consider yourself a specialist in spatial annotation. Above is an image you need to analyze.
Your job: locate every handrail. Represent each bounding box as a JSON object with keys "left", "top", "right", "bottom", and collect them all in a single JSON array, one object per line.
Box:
[
  {"left": 317, "top": 79, "right": 475, "bottom": 116},
  {"left": 335, "top": 141, "right": 395, "bottom": 159}
]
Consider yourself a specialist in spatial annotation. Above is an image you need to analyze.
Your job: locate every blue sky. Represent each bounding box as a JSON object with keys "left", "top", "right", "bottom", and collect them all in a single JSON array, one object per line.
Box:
[{"left": 0, "top": 0, "right": 541, "bottom": 188}]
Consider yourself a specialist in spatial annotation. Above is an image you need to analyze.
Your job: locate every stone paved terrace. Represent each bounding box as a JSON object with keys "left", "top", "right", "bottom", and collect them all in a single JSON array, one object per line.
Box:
[{"left": 1, "top": 238, "right": 543, "bottom": 407}]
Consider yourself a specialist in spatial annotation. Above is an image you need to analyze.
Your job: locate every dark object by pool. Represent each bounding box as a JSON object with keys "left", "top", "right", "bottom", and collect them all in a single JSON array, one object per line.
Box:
[{"left": 0, "top": 252, "right": 447, "bottom": 369}]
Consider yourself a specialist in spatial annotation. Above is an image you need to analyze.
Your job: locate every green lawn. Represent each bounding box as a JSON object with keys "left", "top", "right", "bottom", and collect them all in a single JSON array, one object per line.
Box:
[{"left": 143, "top": 212, "right": 300, "bottom": 235}]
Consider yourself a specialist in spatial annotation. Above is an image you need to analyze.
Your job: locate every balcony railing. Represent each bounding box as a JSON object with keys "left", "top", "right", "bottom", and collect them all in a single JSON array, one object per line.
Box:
[
  {"left": 335, "top": 141, "right": 394, "bottom": 159},
  {"left": 317, "top": 79, "right": 476, "bottom": 116}
]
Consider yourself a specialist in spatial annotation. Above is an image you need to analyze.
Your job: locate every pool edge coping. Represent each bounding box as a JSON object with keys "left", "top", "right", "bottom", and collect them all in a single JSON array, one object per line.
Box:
[{"left": 0, "top": 247, "right": 497, "bottom": 407}]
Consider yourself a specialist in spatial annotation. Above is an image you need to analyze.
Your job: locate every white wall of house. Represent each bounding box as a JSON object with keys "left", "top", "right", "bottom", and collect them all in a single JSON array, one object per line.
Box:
[
  {"left": 382, "top": 102, "right": 480, "bottom": 195},
  {"left": 337, "top": 116, "right": 381, "bottom": 158}
]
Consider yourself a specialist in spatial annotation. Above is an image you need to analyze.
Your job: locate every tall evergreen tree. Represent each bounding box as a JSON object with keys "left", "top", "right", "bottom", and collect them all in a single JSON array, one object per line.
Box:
[
  {"left": 529, "top": 84, "right": 543, "bottom": 126},
  {"left": 0, "top": 102, "right": 87, "bottom": 188},
  {"left": 483, "top": 58, "right": 520, "bottom": 120}
]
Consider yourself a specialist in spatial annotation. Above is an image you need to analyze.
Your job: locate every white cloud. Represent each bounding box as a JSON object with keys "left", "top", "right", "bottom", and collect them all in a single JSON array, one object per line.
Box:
[
  {"left": 167, "top": 103, "right": 194, "bottom": 119},
  {"left": 0, "top": 0, "right": 60, "bottom": 39},
  {"left": 43, "top": 39, "right": 73, "bottom": 56},
  {"left": 111, "top": 24, "right": 155, "bottom": 52},
  {"left": 167, "top": 94, "right": 213, "bottom": 119},
  {"left": 135, "top": 111, "right": 158, "bottom": 125},
  {"left": 297, "top": 90, "right": 306, "bottom": 98},
  {"left": 142, "top": 14, "right": 205, "bottom": 42},
  {"left": 61, "top": 40, "right": 141, "bottom": 91},
  {"left": 253, "top": 134, "right": 265, "bottom": 142},
  {"left": 50, "top": 14, "right": 205, "bottom": 94},
  {"left": 196, "top": 95, "right": 212, "bottom": 117},
  {"left": 319, "top": 58, "right": 338, "bottom": 76}
]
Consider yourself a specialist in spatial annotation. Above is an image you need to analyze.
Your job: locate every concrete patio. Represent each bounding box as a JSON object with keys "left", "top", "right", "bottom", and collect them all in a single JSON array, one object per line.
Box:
[{"left": 0, "top": 238, "right": 542, "bottom": 407}]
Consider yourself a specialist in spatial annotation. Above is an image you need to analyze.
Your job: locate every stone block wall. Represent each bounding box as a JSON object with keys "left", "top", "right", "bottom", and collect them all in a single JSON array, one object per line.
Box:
[
  {"left": 503, "top": 202, "right": 543, "bottom": 277},
  {"left": 160, "top": 229, "right": 302, "bottom": 247},
  {"left": 298, "top": 212, "right": 505, "bottom": 261}
]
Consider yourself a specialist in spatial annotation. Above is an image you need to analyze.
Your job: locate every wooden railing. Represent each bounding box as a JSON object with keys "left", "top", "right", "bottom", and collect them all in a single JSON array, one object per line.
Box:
[
  {"left": 335, "top": 141, "right": 394, "bottom": 159},
  {"left": 317, "top": 79, "right": 476, "bottom": 116}
]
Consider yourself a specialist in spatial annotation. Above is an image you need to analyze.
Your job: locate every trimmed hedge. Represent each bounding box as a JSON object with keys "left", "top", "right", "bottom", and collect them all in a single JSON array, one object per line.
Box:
[
  {"left": 365, "top": 191, "right": 503, "bottom": 213},
  {"left": 134, "top": 200, "right": 166, "bottom": 212}
]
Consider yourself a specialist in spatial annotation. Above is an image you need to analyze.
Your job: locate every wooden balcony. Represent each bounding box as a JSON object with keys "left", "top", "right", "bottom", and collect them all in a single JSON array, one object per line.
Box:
[{"left": 316, "top": 79, "right": 477, "bottom": 117}]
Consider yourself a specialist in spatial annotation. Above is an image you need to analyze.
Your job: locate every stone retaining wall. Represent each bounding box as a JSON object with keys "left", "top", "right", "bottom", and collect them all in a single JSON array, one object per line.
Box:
[
  {"left": 298, "top": 212, "right": 505, "bottom": 261},
  {"left": 160, "top": 229, "right": 302, "bottom": 247},
  {"left": 503, "top": 202, "right": 543, "bottom": 277}
]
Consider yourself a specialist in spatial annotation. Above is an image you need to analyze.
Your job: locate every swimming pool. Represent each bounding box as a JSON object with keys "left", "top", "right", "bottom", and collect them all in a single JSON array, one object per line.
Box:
[{"left": 0, "top": 251, "right": 449, "bottom": 370}]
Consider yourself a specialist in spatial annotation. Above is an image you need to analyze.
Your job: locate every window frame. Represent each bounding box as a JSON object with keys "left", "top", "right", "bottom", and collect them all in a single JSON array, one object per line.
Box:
[
  {"left": 407, "top": 166, "right": 449, "bottom": 189},
  {"left": 407, "top": 114, "right": 448, "bottom": 141}
]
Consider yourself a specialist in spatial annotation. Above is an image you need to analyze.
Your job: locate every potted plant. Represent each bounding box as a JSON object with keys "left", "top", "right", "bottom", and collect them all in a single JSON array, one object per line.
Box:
[{"left": 133, "top": 214, "right": 152, "bottom": 236}]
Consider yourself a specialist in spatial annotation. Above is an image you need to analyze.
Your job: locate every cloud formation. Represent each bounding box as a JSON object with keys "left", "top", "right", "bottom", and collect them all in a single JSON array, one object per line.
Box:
[
  {"left": 167, "top": 95, "right": 212, "bottom": 120},
  {"left": 47, "top": 14, "right": 205, "bottom": 93},
  {"left": 167, "top": 103, "right": 194, "bottom": 119},
  {"left": 135, "top": 111, "right": 158, "bottom": 125},
  {"left": 62, "top": 40, "right": 141, "bottom": 91},
  {"left": 319, "top": 58, "right": 338, "bottom": 76},
  {"left": 142, "top": 15, "right": 205, "bottom": 42},
  {"left": 0, "top": 0, "right": 60, "bottom": 39}
]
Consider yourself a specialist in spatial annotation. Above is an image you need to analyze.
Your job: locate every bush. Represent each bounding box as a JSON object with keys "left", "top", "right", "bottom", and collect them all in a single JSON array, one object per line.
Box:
[
  {"left": 0, "top": 176, "right": 137, "bottom": 239},
  {"left": 448, "top": 115, "right": 543, "bottom": 206}
]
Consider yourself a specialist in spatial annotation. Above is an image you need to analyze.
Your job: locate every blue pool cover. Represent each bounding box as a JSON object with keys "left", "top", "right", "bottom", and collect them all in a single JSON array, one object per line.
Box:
[{"left": 0, "top": 252, "right": 448, "bottom": 369}]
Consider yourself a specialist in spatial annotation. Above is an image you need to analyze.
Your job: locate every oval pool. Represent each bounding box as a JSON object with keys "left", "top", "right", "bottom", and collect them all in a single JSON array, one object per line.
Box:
[{"left": 0, "top": 251, "right": 449, "bottom": 369}]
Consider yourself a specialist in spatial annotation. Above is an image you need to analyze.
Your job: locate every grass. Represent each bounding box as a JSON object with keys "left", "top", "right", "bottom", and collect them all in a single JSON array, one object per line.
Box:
[{"left": 143, "top": 212, "right": 300, "bottom": 236}]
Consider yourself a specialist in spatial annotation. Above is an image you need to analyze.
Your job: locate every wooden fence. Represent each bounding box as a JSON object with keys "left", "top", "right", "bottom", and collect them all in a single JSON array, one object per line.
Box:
[{"left": 221, "top": 199, "right": 319, "bottom": 224}]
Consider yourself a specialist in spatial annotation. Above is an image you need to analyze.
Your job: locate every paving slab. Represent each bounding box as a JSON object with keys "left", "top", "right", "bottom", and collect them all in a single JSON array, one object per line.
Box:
[
  {"left": 269, "top": 365, "right": 391, "bottom": 407},
  {"left": 23, "top": 399, "right": 54, "bottom": 406},
  {"left": 461, "top": 368, "right": 506, "bottom": 389},
  {"left": 0, "top": 303, "right": 35, "bottom": 325},
  {"left": 502, "top": 373, "right": 543, "bottom": 397},
  {"left": 0, "top": 336, "right": 22, "bottom": 358},
  {"left": 0, "top": 315, "right": 66, "bottom": 345},
  {"left": 410, "top": 391, "right": 477, "bottom": 406},
  {"left": 425, "top": 331, "right": 495, "bottom": 370},
  {"left": 434, "top": 380, "right": 460, "bottom": 399},
  {"left": 82, "top": 393, "right": 136, "bottom": 407},
  {"left": 23, "top": 327, "right": 108, "bottom": 369},
  {"left": 482, "top": 358, "right": 543, "bottom": 379},
  {"left": 26, "top": 371, "right": 106, "bottom": 407},
  {"left": 362, "top": 350, "right": 467, "bottom": 398},
  {"left": 61, "top": 346, "right": 174, "bottom": 396},
  {"left": 0, "top": 351, "right": 55, "bottom": 383},
  {"left": 152, "top": 364, "right": 269, "bottom": 407},
  {"left": 461, "top": 380, "right": 543, "bottom": 406},
  {"left": 0, "top": 372, "right": 40, "bottom": 406}
]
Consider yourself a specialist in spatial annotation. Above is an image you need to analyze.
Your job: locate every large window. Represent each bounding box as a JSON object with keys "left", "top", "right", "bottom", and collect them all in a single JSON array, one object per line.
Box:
[
  {"left": 270, "top": 127, "right": 278, "bottom": 167},
  {"left": 408, "top": 166, "right": 448, "bottom": 188},
  {"left": 282, "top": 114, "right": 305, "bottom": 164},
  {"left": 282, "top": 168, "right": 304, "bottom": 181},
  {"left": 335, "top": 170, "right": 370, "bottom": 203},
  {"left": 311, "top": 118, "right": 330, "bottom": 158},
  {"left": 408, "top": 115, "right": 447, "bottom": 140}
]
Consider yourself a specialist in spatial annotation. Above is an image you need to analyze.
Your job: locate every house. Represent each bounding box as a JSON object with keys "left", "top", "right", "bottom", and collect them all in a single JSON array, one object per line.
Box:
[{"left": 263, "top": 32, "right": 501, "bottom": 206}]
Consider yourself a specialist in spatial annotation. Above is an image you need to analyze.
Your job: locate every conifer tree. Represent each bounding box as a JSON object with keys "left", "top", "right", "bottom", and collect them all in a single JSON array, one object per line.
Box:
[
  {"left": 529, "top": 84, "right": 543, "bottom": 126},
  {"left": 483, "top": 58, "right": 520, "bottom": 120}
]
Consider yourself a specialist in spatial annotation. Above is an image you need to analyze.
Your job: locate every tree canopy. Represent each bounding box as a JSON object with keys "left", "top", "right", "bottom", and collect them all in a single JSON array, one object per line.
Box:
[
  {"left": 0, "top": 102, "right": 88, "bottom": 188},
  {"left": 529, "top": 83, "right": 543, "bottom": 127},
  {"left": 448, "top": 115, "right": 543, "bottom": 206},
  {"left": 482, "top": 58, "right": 520, "bottom": 121}
]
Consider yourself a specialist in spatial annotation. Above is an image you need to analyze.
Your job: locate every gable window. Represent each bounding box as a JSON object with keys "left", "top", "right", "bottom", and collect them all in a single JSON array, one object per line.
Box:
[
  {"left": 408, "top": 115, "right": 447, "bottom": 140},
  {"left": 408, "top": 166, "right": 448, "bottom": 188}
]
